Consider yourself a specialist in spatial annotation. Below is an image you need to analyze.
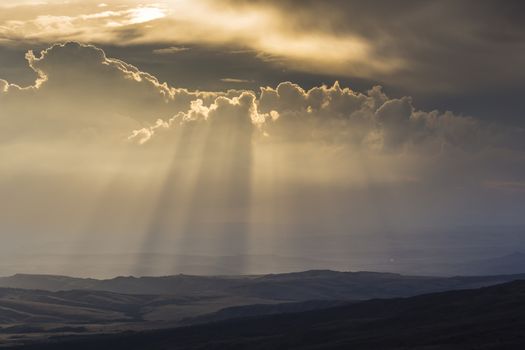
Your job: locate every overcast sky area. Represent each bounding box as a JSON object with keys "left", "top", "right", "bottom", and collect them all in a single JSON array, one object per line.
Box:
[{"left": 0, "top": 0, "right": 524, "bottom": 275}]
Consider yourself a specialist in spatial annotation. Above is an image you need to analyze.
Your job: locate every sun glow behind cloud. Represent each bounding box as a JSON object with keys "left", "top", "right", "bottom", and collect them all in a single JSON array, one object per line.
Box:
[
  {"left": 127, "top": 6, "right": 166, "bottom": 24},
  {"left": 0, "top": 0, "right": 400, "bottom": 78}
]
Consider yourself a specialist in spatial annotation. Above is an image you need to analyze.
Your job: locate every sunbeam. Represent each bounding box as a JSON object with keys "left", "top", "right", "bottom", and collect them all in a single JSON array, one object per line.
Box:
[{"left": 2, "top": 1, "right": 525, "bottom": 347}]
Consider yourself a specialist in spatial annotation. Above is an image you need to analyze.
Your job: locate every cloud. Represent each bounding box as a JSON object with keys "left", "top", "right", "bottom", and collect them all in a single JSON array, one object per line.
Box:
[
  {"left": 220, "top": 78, "right": 254, "bottom": 84},
  {"left": 0, "top": 0, "right": 399, "bottom": 81},
  {"left": 0, "top": 42, "right": 238, "bottom": 144},
  {"left": 152, "top": 46, "right": 190, "bottom": 54},
  {"left": 224, "top": 0, "right": 525, "bottom": 92},
  {"left": 128, "top": 91, "right": 266, "bottom": 145},
  {"left": 0, "top": 1, "right": 48, "bottom": 8},
  {"left": 2, "top": 42, "right": 523, "bottom": 165},
  {"left": 253, "top": 81, "right": 524, "bottom": 156},
  {"left": 2, "top": 1, "right": 525, "bottom": 93}
]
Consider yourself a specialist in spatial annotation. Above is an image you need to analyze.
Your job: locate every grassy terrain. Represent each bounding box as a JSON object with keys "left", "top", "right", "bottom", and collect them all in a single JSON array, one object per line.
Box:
[{"left": 13, "top": 279, "right": 525, "bottom": 349}]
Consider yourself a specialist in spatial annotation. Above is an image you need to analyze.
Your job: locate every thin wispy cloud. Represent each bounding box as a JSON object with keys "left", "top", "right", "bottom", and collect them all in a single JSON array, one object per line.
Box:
[
  {"left": 152, "top": 46, "right": 190, "bottom": 54},
  {"left": 220, "top": 78, "right": 253, "bottom": 83}
]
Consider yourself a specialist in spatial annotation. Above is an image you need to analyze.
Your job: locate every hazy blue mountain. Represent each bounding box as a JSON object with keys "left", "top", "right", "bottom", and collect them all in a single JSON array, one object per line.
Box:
[
  {"left": 387, "top": 251, "right": 525, "bottom": 276},
  {"left": 4, "top": 250, "right": 525, "bottom": 279},
  {"left": 0, "top": 274, "right": 99, "bottom": 292},
  {"left": 2, "top": 270, "right": 525, "bottom": 300},
  {"left": 0, "top": 254, "right": 342, "bottom": 279},
  {"left": 452, "top": 251, "right": 525, "bottom": 275}
]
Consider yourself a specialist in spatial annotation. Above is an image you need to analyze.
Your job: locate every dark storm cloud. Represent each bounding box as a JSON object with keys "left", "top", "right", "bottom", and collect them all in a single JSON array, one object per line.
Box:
[
  {"left": 204, "top": 0, "right": 525, "bottom": 125},
  {"left": 227, "top": 0, "right": 525, "bottom": 90}
]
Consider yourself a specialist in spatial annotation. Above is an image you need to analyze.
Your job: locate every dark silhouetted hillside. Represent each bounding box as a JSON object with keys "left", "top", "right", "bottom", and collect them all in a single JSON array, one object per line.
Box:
[{"left": 14, "top": 280, "right": 525, "bottom": 349}]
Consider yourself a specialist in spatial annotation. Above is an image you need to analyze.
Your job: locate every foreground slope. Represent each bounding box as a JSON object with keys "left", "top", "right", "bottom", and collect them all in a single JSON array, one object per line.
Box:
[{"left": 15, "top": 280, "right": 525, "bottom": 349}]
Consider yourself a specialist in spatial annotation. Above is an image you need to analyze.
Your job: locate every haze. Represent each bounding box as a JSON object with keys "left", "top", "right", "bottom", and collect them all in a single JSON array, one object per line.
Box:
[{"left": 1, "top": 0, "right": 524, "bottom": 277}]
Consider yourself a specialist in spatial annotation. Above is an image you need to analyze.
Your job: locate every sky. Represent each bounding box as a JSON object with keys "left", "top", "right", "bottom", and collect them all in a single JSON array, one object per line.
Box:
[{"left": 0, "top": 0, "right": 524, "bottom": 275}]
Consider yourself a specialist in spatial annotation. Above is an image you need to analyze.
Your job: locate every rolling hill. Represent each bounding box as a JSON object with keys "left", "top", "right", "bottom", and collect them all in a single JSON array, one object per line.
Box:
[
  {"left": 12, "top": 279, "right": 525, "bottom": 349},
  {"left": 2, "top": 270, "right": 525, "bottom": 347}
]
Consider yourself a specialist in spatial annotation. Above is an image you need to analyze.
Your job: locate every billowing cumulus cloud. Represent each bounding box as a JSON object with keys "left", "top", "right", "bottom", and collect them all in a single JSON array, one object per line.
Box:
[
  {"left": 0, "top": 43, "right": 523, "bottom": 170},
  {"left": 0, "top": 42, "right": 240, "bottom": 144},
  {"left": 0, "top": 42, "right": 523, "bottom": 175},
  {"left": 127, "top": 78, "right": 523, "bottom": 162}
]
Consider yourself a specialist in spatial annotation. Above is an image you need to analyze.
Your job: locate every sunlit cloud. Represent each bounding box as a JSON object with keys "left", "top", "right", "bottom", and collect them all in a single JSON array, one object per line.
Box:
[
  {"left": 0, "top": 1, "right": 49, "bottom": 8},
  {"left": 0, "top": 0, "right": 401, "bottom": 78},
  {"left": 0, "top": 2, "right": 168, "bottom": 43},
  {"left": 1, "top": 0, "right": 524, "bottom": 94},
  {"left": 157, "top": 0, "right": 399, "bottom": 76},
  {"left": 220, "top": 78, "right": 253, "bottom": 83},
  {"left": 116, "top": 6, "right": 166, "bottom": 25},
  {"left": 152, "top": 46, "right": 190, "bottom": 54}
]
